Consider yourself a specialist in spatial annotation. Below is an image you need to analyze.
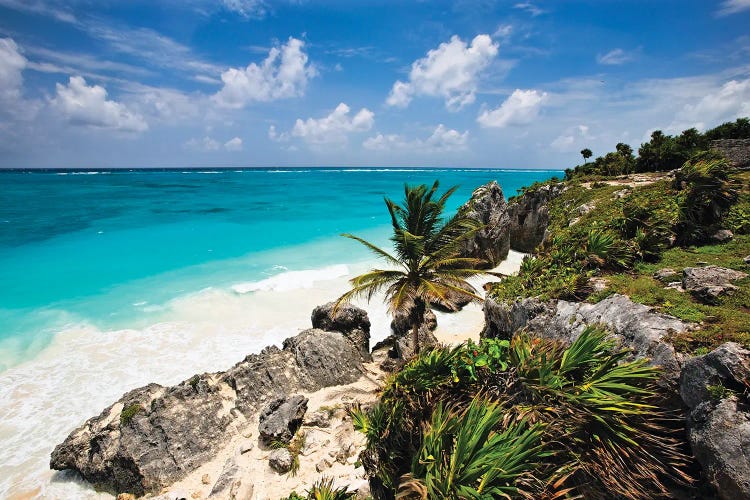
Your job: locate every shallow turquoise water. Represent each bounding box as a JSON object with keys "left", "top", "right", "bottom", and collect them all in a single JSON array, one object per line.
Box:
[{"left": 0, "top": 168, "right": 561, "bottom": 369}]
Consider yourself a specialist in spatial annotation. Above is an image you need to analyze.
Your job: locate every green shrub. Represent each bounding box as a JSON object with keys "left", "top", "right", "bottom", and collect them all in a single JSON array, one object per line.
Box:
[{"left": 726, "top": 194, "right": 750, "bottom": 234}]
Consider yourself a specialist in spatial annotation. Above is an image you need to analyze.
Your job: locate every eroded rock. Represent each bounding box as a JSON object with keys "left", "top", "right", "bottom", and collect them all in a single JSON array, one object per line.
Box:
[
  {"left": 268, "top": 448, "right": 293, "bottom": 474},
  {"left": 50, "top": 329, "right": 364, "bottom": 496},
  {"left": 312, "top": 302, "right": 371, "bottom": 361},
  {"left": 682, "top": 266, "right": 748, "bottom": 304},
  {"left": 458, "top": 181, "right": 511, "bottom": 268},
  {"left": 507, "top": 183, "right": 564, "bottom": 253},
  {"left": 259, "top": 395, "right": 308, "bottom": 446}
]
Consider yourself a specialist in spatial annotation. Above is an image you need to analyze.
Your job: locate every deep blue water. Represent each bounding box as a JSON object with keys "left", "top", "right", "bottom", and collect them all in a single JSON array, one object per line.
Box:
[{"left": 0, "top": 168, "right": 561, "bottom": 368}]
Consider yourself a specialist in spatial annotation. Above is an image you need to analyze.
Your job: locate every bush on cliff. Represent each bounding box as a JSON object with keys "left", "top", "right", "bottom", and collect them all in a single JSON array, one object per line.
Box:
[{"left": 352, "top": 327, "right": 691, "bottom": 499}]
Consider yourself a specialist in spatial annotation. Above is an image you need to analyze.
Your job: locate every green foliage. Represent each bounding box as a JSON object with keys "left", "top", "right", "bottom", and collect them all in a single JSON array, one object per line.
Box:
[
  {"left": 120, "top": 404, "right": 143, "bottom": 425},
  {"left": 400, "top": 400, "right": 545, "bottom": 499},
  {"left": 356, "top": 327, "right": 691, "bottom": 498},
  {"left": 706, "top": 383, "right": 732, "bottom": 401},
  {"left": 703, "top": 117, "right": 750, "bottom": 141},
  {"left": 188, "top": 375, "right": 200, "bottom": 389},
  {"left": 726, "top": 194, "right": 750, "bottom": 234},
  {"left": 281, "top": 478, "right": 355, "bottom": 500}
]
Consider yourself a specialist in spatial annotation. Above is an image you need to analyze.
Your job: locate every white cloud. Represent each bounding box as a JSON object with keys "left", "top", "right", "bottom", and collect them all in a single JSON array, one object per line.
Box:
[
  {"left": 224, "top": 137, "right": 243, "bottom": 151},
  {"left": 221, "top": 0, "right": 267, "bottom": 18},
  {"left": 386, "top": 34, "right": 499, "bottom": 111},
  {"left": 667, "top": 78, "right": 750, "bottom": 132},
  {"left": 363, "top": 124, "right": 468, "bottom": 153},
  {"left": 717, "top": 0, "right": 750, "bottom": 16},
  {"left": 493, "top": 24, "right": 513, "bottom": 39},
  {"left": 185, "top": 136, "right": 220, "bottom": 151},
  {"left": 50, "top": 76, "right": 148, "bottom": 132},
  {"left": 213, "top": 37, "right": 316, "bottom": 109},
  {"left": 597, "top": 48, "right": 633, "bottom": 65},
  {"left": 513, "top": 2, "right": 546, "bottom": 16},
  {"left": 286, "top": 102, "right": 374, "bottom": 145},
  {"left": 0, "top": 38, "right": 26, "bottom": 103},
  {"left": 0, "top": 0, "right": 76, "bottom": 23},
  {"left": 477, "top": 89, "right": 548, "bottom": 127}
]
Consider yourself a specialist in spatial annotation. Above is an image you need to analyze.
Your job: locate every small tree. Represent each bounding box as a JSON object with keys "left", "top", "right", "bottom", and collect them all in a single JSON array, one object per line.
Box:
[{"left": 580, "top": 148, "right": 593, "bottom": 164}]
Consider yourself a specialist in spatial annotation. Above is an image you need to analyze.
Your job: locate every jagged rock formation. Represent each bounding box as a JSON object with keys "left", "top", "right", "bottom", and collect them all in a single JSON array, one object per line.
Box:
[
  {"left": 482, "top": 294, "right": 691, "bottom": 392},
  {"left": 312, "top": 302, "right": 372, "bottom": 361},
  {"left": 49, "top": 329, "right": 365, "bottom": 496},
  {"left": 458, "top": 181, "right": 511, "bottom": 267},
  {"left": 506, "top": 183, "right": 564, "bottom": 252},
  {"left": 711, "top": 139, "right": 750, "bottom": 169},
  {"left": 679, "top": 343, "right": 750, "bottom": 499},
  {"left": 390, "top": 307, "right": 438, "bottom": 360}
]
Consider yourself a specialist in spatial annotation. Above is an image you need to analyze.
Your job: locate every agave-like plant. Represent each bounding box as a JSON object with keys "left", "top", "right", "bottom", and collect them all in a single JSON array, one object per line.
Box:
[
  {"left": 336, "top": 181, "right": 487, "bottom": 355},
  {"left": 584, "top": 229, "right": 633, "bottom": 269},
  {"left": 398, "top": 399, "right": 546, "bottom": 499}
]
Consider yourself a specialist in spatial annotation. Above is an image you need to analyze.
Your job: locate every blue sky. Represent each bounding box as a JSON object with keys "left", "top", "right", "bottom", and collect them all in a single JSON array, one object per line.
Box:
[{"left": 0, "top": 0, "right": 749, "bottom": 169}]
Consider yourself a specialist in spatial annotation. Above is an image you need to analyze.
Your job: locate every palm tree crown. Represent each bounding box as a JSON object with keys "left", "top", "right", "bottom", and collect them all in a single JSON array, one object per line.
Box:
[{"left": 336, "top": 181, "right": 488, "bottom": 355}]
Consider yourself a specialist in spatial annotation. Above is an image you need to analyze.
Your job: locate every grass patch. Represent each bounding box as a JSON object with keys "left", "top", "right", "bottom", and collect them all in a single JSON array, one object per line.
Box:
[{"left": 120, "top": 404, "right": 143, "bottom": 425}]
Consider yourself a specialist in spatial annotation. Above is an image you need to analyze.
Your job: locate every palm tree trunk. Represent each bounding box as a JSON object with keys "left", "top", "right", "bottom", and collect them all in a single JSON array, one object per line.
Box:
[{"left": 411, "top": 299, "right": 425, "bottom": 356}]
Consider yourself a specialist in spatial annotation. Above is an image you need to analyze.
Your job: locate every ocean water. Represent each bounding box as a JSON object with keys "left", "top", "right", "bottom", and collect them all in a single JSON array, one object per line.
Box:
[{"left": 0, "top": 167, "right": 560, "bottom": 498}]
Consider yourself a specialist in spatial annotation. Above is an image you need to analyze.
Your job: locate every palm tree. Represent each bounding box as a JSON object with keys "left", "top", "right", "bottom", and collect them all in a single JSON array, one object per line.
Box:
[
  {"left": 335, "top": 181, "right": 487, "bottom": 356},
  {"left": 580, "top": 148, "right": 593, "bottom": 164}
]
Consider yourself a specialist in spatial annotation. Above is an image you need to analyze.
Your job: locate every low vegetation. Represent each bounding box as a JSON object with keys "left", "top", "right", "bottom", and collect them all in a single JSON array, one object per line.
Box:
[{"left": 351, "top": 327, "right": 691, "bottom": 498}]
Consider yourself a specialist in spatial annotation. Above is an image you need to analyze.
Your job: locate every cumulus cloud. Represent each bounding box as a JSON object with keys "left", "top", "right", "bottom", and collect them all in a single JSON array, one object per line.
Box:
[
  {"left": 477, "top": 89, "right": 548, "bottom": 127},
  {"left": 213, "top": 37, "right": 316, "bottom": 109},
  {"left": 50, "top": 76, "right": 148, "bottom": 132},
  {"left": 224, "top": 137, "right": 243, "bottom": 151},
  {"left": 717, "top": 0, "right": 750, "bottom": 16},
  {"left": 667, "top": 78, "right": 750, "bottom": 132},
  {"left": 386, "top": 34, "right": 498, "bottom": 111},
  {"left": 597, "top": 48, "right": 633, "bottom": 65},
  {"left": 0, "top": 38, "right": 26, "bottom": 104},
  {"left": 363, "top": 124, "right": 468, "bottom": 153},
  {"left": 281, "top": 102, "right": 374, "bottom": 145}
]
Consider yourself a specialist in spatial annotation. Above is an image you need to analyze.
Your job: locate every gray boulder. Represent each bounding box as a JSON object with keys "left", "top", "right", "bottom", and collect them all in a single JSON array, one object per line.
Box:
[
  {"left": 312, "top": 301, "right": 371, "bottom": 361},
  {"left": 268, "top": 448, "right": 294, "bottom": 474},
  {"left": 50, "top": 329, "right": 364, "bottom": 496},
  {"left": 208, "top": 457, "right": 251, "bottom": 499},
  {"left": 259, "top": 395, "right": 308, "bottom": 446},
  {"left": 680, "top": 343, "right": 750, "bottom": 409},
  {"left": 682, "top": 266, "right": 748, "bottom": 304},
  {"left": 390, "top": 307, "right": 438, "bottom": 359},
  {"left": 710, "top": 229, "right": 734, "bottom": 243},
  {"left": 507, "top": 183, "right": 564, "bottom": 253},
  {"left": 458, "top": 181, "right": 511, "bottom": 268}
]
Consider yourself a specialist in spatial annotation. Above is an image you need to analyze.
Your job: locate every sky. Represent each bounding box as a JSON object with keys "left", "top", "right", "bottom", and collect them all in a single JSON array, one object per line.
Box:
[{"left": 0, "top": 0, "right": 749, "bottom": 169}]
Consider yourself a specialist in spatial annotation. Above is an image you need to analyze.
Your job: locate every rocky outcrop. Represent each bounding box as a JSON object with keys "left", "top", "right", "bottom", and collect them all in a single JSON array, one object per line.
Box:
[
  {"left": 507, "top": 183, "right": 564, "bottom": 252},
  {"left": 711, "top": 139, "right": 750, "bottom": 170},
  {"left": 390, "top": 307, "right": 438, "bottom": 360},
  {"left": 458, "top": 181, "right": 511, "bottom": 268},
  {"left": 259, "top": 395, "right": 308, "bottom": 445},
  {"left": 682, "top": 266, "right": 748, "bottom": 304},
  {"left": 312, "top": 302, "right": 371, "bottom": 361},
  {"left": 482, "top": 294, "right": 692, "bottom": 391},
  {"left": 50, "top": 329, "right": 365, "bottom": 496},
  {"left": 679, "top": 343, "right": 750, "bottom": 499}
]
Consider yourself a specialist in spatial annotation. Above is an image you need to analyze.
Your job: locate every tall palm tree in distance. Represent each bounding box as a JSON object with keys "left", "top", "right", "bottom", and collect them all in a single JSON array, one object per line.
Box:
[{"left": 335, "top": 181, "right": 488, "bottom": 356}]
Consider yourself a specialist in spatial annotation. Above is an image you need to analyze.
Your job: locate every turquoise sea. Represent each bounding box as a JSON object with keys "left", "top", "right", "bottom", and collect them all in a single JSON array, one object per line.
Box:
[{"left": 0, "top": 167, "right": 560, "bottom": 498}]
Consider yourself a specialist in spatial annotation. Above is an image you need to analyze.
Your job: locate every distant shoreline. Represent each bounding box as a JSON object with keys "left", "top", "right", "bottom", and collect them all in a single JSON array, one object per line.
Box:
[{"left": 0, "top": 166, "right": 566, "bottom": 174}]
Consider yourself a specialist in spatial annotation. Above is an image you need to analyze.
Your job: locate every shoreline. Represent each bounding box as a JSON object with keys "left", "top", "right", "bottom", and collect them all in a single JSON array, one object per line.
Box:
[{"left": 0, "top": 250, "right": 524, "bottom": 499}]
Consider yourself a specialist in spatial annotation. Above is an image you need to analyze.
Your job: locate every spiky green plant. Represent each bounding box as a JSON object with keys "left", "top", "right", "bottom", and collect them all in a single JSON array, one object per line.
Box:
[
  {"left": 306, "top": 477, "right": 355, "bottom": 500},
  {"left": 335, "top": 181, "right": 488, "bottom": 355},
  {"left": 399, "top": 399, "right": 546, "bottom": 499},
  {"left": 355, "top": 327, "right": 692, "bottom": 499}
]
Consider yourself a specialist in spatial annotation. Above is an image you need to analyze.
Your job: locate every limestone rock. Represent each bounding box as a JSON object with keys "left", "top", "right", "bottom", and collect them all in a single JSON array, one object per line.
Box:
[
  {"left": 680, "top": 343, "right": 750, "bottom": 409},
  {"left": 303, "top": 410, "right": 331, "bottom": 428},
  {"left": 50, "top": 329, "right": 364, "bottom": 496},
  {"left": 687, "top": 397, "right": 750, "bottom": 500},
  {"left": 744, "top": 255, "right": 750, "bottom": 265},
  {"left": 209, "top": 457, "right": 244, "bottom": 498},
  {"left": 268, "top": 448, "right": 293, "bottom": 474},
  {"left": 682, "top": 266, "right": 748, "bottom": 304},
  {"left": 117, "top": 494, "right": 136, "bottom": 500},
  {"left": 259, "top": 395, "right": 308, "bottom": 445},
  {"left": 316, "top": 457, "right": 333, "bottom": 472},
  {"left": 458, "top": 181, "right": 511, "bottom": 268},
  {"left": 201, "top": 474, "right": 210, "bottom": 485},
  {"left": 390, "top": 307, "right": 437, "bottom": 337},
  {"left": 711, "top": 229, "right": 734, "bottom": 243},
  {"left": 507, "top": 183, "right": 564, "bottom": 253},
  {"left": 312, "top": 302, "right": 371, "bottom": 361}
]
